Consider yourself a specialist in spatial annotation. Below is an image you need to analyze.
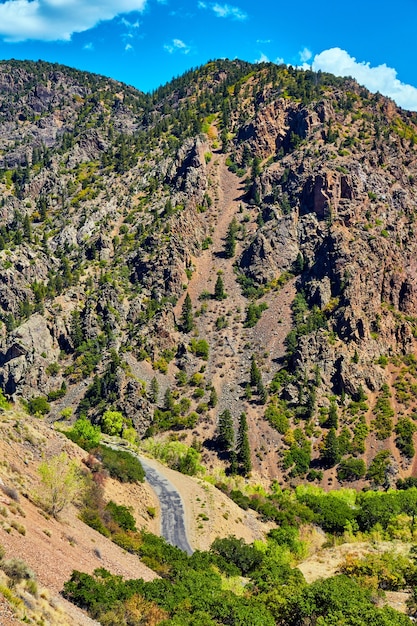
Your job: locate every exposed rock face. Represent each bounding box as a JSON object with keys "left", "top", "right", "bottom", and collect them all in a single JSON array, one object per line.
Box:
[
  {"left": 234, "top": 84, "right": 417, "bottom": 402},
  {"left": 0, "top": 314, "right": 59, "bottom": 397},
  {"left": 240, "top": 214, "right": 299, "bottom": 283},
  {"left": 0, "top": 58, "right": 417, "bottom": 483}
]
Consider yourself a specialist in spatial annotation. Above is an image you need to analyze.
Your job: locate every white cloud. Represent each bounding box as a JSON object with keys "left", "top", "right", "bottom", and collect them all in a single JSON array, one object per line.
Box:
[
  {"left": 198, "top": 2, "right": 247, "bottom": 20},
  {"left": 83, "top": 41, "right": 94, "bottom": 51},
  {"left": 255, "top": 53, "right": 269, "bottom": 64},
  {"left": 256, "top": 39, "right": 271, "bottom": 44},
  {"left": 312, "top": 48, "right": 417, "bottom": 112},
  {"left": 125, "top": 43, "right": 133, "bottom": 51},
  {"left": 299, "top": 47, "right": 312, "bottom": 63},
  {"left": 120, "top": 17, "right": 140, "bottom": 28},
  {"left": 164, "top": 38, "right": 190, "bottom": 54},
  {"left": 0, "top": 0, "right": 147, "bottom": 42}
]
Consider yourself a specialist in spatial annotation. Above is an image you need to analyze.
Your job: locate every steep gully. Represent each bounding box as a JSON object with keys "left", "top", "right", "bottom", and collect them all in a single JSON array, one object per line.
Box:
[{"left": 175, "top": 154, "right": 295, "bottom": 479}]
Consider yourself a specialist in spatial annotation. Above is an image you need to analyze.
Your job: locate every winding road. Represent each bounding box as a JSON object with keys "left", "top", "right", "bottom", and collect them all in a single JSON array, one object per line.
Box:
[
  {"left": 103, "top": 440, "right": 193, "bottom": 555},
  {"left": 139, "top": 456, "right": 193, "bottom": 555}
]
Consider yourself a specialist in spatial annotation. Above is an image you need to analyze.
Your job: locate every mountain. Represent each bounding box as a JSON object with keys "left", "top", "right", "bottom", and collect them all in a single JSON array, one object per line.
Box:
[{"left": 0, "top": 58, "right": 417, "bottom": 488}]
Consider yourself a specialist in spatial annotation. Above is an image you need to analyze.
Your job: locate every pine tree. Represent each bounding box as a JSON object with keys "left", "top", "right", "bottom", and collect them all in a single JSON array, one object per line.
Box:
[
  {"left": 321, "top": 428, "right": 340, "bottom": 468},
  {"left": 23, "top": 213, "right": 32, "bottom": 242},
  {"left": 163, "top": 387, "right": 174, "bottom": 411},
  {"left": 257, "top": 380, "right": 268, "bottom": 405},
  {"left": 150, "top": 377, "right": 159, "bottom": 404},
  {"left": 209, "top": 387, "right": 218, "bottom": 408},
  {"left": 218, "top": 409, "right": 234, "bottom": 451},
  {"left": 250, "top": 355, "right": 261, "bottom": 387},
  {"left": 214, "top": 274, "right": 226, "bottom": 300},
  {"left": 180, "top": 292, "right": 193, "bottom": 333},
  {"left": 237, "top": 412, "right": 252, "bottom": 476},
  {"left": 326, "top": 401, "right": 338, "bottom": 429},
  {"left": 293, "top": 252, "right": 304, "bottom": 274},
  {"left": 229, "top": 449, "right": 238, "bottom": 475},
  {"left": 224, "top": 217, "right": 238, "bottom": 258}
]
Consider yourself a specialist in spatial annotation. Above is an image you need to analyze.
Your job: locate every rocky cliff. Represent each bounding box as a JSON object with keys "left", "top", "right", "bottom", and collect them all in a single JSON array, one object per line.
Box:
[{"left": 0, "top": 59, "right": 417, "bottom": 487}]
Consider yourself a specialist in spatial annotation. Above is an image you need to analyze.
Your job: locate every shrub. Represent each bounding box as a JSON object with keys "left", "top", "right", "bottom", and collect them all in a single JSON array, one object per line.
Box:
[
  {"left": 66, "top": 417, "right": 102, "bottom": 450},
  {"left": 264, "top": 405, "right": 289, "bottom": 434},
  {"left": 101, "top": 410, "right": 124, "bottom": 436},
  {"left": 95, "top": 446, "right": 145, "bottom": 483},
  {"left": 0, "top": 389, "right": 10, "bottom": 410},
  {"left": 367, "top": 450, "right": 391, "bottom": 486},
  {"left": 337, "top": 457, "right": 366, "bottom": 481},
  {"left": 371, "top": 384, "right": 394, "bottom": 440},
  {"left": 189, "top": 338, "right": 209, "bottom": 360},
  {"left": 244, "top": 302, "right": 268, "bottom": 327},
  {"left": 1, "top": 558, "right": 36, "bottom": 586},
  {"left": 27, "top": 396, "right": 50, "bottom": 416},
  {"left": 105, "top": 501, "right": 137, "bottom": 532},
  {"left": 210, "top": 536, "right": 263, "bottom": 575},
  {"left": 80, "top": 507, "right": 111, "bottom": 537},
  {"left": 395, "top": 417, "right": 417, "bottom": 458},
  {"left": 37, "top": 452, "right": 85, "bottom": 518}
]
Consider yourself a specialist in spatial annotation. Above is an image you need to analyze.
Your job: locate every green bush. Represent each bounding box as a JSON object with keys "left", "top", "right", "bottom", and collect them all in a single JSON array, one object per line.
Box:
[
  {"left": 66, "top": 417, "right": 102, "bottom": 450},
  {"left": 372, "top": 384, "right": 394, "bottom": 440},
  {"left": 79, "top": 508, "right": 111, "bottom": 537},
  {"left": 337, "top": 457, "right": 366, "bottom": 481},
  {"left": 189, "top": 338, "right": 209, "bottom": 360},
  {"left": 244, "top": 302, "right": 268, "bottom": 327},
  {"left": 27, "top": 396, "right": 50, "bottom": 416},
  {"left": 395, "top": 417, "right": 417, "bottom": 458},
  {"left": 96, "top": 446, "right": 145, "bottom": 483},
  {"left": 210, "top": 536, "right": 263, "bottom": 575},
  {"left": 286, "top": 574, "right": 411, "bottom": 626},
  {"left": 105, "top": 501, "right": 137, "bottom": 532},
  {"left": 264, "top": 404, "right": 289, "bottom": 434}
]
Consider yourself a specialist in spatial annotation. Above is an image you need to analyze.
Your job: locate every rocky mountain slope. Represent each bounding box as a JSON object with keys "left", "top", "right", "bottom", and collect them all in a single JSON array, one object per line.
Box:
[
  {"left": 0, "top": 58, "right": 417, "bottom": 488},
  {"left": 0, "top": 404, "right": 271, "bottom": 624}
]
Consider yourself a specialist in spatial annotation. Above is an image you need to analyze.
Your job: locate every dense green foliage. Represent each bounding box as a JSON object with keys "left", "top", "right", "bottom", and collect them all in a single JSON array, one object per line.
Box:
[
  {"left": 63, "top": 520, "right": 414, "bottom": 626},
  {"left": 95, "top": 446, "right": 145, "bottom": 483},
  {"left": 66, "top": 416, "right": 102, "bottom": 450},
  {"left": 140, "top": 438, "right": 203, "bottom": 476}
]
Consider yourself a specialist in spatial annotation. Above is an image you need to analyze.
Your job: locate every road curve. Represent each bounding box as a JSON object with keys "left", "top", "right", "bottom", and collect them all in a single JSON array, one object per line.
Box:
[
  {"left": 139, "top": 456, "right": 193, "bottom": 555},
  {"left": 102, "top": 440, "right": 193, "bottom": 555}
]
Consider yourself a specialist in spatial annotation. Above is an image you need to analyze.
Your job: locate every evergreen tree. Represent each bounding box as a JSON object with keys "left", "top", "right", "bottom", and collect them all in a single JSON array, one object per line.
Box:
[
  {"left": 214, "top": 274, "right": 226, "bottom": 300},
  {"left": 229, "top": 449, "right": 238, "bottom": 475},
  {"left": 23, "top": 213, "right": 32, "bottom": 242},
  {"left": 208, "top": 386, "right": 218, "bottom": 408},
  {"left": 305, "top": 387, "right": 316, "bottom": 419},
  {"left": 250, "top": 355, "right": 261, "bottom": 387},
  {"left": 237, "top": 412, "right": 252, "bottom": 476},
  {"left": 70, "top": 310, "right": 84, "bottom": 349},
  {"left": 257, "top": 380, "right": 268, "bottom": 405},
  {"left": 163, "top": 387, "right": 174, "bottom": 411},
  {"left": 218, "top": 409, "right": 234, "bottom": 451},
  {"left": 180, "top": 292, "right": 193, "bottom": 333},
  {"left": 293, "top": 252, "right": 304, "bottom": 274},
  {"left": 326, "top": 401, "right": 338, "bottom": 429},
  {"left": 150, "top": 377, "right": 159, "bottom": 404},
  {"left": 224, "top": 217, "right": 238, "bottom": 258},
  {"left": 321, "top": 428, "right": 341, "bottom": 468}
]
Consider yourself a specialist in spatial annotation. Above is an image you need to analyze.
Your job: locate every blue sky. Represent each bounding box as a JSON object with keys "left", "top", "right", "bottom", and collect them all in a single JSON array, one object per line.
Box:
[{"left": 0, "top": 0, "right": 416, "bottom": 110}]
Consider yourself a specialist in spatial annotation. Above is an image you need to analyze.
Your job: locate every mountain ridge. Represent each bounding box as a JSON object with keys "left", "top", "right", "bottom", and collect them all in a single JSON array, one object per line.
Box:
[{"left": 0, "top": 58, "right": 416, "bottom": 488}]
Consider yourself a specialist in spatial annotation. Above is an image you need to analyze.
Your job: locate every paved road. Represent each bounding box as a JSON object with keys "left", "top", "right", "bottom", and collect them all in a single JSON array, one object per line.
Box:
[
  {"left": 139, "top": 456, "right": 193, "bottom": 555},
  {"left": 102, "top": 440, "right": 193, "bottom": 555}
]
